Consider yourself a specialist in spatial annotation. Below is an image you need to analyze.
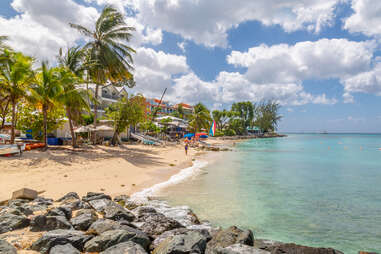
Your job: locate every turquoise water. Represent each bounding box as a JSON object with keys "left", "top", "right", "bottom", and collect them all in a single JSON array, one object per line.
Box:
[{"left": 160, "top": 134, "right": 381, "bottom": 253}]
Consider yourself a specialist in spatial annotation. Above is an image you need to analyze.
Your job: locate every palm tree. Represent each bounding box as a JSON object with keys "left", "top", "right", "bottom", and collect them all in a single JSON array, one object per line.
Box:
[
  {"left": 0, "top": 36, "right": 8, "bottom": 52},
  {"left": 70, "top": 5, "right": 136, "bottom": 143},
  {"left": 57, "top": 47, "right": 91, "bottom": 147},
  {"left": 189, "top": 103, "right": 212, "bottom": 133},
  {"left": 0, "top": 50, "right": 34, "bottom": 143},
  {"left": 30, "top": 62, "right": 63, "bottom": 148}
]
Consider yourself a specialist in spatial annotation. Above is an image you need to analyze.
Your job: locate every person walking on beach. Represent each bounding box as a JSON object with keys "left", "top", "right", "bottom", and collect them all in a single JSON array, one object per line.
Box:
[{"left": 185, "top": 142, "right": 189, "bottom": 155}]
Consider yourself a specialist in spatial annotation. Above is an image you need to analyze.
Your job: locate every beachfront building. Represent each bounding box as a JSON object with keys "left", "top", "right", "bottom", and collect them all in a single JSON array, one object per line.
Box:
[
  {"left": 145, "top": 98, "right": 175, "bottom": 116},
  {"left": 78, "top": 84, "right": 129, "bottom": 118},
  {"left": 174, "top": 103, "right": 194, "bottom": 118}
]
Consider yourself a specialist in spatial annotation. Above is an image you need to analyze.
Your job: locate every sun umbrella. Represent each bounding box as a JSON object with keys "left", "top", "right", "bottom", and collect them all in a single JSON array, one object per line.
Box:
[
  {"left": 199, "top": 135, "right": 208, "bottom": 138},
  {"left": 195, "top": 132, "right": 207, "bottom": 136},
  {"left": 184, "top": 133, "right": 194, "bottom": 138}
]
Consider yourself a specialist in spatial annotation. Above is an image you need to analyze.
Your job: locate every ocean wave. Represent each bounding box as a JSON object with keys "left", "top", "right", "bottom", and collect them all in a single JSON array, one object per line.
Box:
[{"left": 131, "top": 160, "right": 208, "bottom": 203}]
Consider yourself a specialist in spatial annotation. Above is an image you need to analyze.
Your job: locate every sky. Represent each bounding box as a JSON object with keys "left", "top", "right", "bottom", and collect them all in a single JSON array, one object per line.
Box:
[{"left": 0, "top": 0, "right": 381, "bottom": 133}]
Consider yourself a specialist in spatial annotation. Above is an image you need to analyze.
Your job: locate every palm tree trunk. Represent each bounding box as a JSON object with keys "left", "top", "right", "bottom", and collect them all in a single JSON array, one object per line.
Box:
[
  {"left": 0, "top": 99, "right": 10, "bottom": 131},
  {"left": 10, "top": 98, "right": 16, "bottom": 144},
  {"left": 111, "top": 131, "right": 120, "bottom": 146},
  {"left": 93, "top": 84, "right": 99, "bottom": 144},
  {"left": 67, "top": 108, "right": 77, "bottom": 148},
  {"left": 43, "top": 105, "right": 48, "bottom": 149}
]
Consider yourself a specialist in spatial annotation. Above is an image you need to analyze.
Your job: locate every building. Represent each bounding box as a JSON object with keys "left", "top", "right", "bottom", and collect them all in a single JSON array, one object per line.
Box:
[
  {"left": 78, "top": 84, "right": 129, "bottom": 117},
  {"left": 145, "top": 98, "right": 175, "bottom": 116}
]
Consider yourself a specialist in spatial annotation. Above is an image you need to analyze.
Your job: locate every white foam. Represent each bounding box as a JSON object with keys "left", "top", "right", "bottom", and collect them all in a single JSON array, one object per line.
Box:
[{"left": 131, "top": 160, "right": 208, "bottom": 203}]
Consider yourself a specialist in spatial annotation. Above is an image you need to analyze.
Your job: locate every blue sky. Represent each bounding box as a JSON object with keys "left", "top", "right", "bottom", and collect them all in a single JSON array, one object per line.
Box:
[{"left": 1, "top": 0, "right": 381, "bottom": 132}]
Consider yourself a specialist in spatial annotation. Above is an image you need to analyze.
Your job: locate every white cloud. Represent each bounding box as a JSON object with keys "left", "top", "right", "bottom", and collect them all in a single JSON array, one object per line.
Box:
[
  {"left": 0, "top": 0, "right": 99, "bottom": 61},
  {"left": 344, "top": 0, "right": 381, "bottom": 37},
  {"left": 127, "top": 0, "right": 341, "bottom": 48},
  {"left": 342, "top": 63, "right": 381, "bottom": 98},
  {"left": 163, "top": 71, "right": 337, "bottom": 107},
  {"left": 177, "top": 41, "right": 186, "bottom": 53},
  {"left": 227, "top": 38, "right": 376, "bottom": 84}
]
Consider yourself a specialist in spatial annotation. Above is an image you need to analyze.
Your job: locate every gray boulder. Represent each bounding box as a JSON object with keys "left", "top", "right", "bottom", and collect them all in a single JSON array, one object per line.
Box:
[
  {"left": 101, "top": 241, "right": 148, "bottom": 254},
  {"left": 0, "top": 213, "right": 30, "bottom": 233},
  {"left": 206, "top": 226, "right": 254, "bottom": 254},
  {"left": 213, "top": 244, "right": 269, "bottom": 254},
  {"left": 82, "top": 192, "right": 112, "bottom": 202},
  {"left": 33, "top": 197, "right": 54, "bottom": 206},
  {"left": 7, "top": 203, "right": 33, "bottom": 216},
  {"left": 114, "top": 195, "right": 130, "bottom": 204},
  {"left": 46, "top": 207, "right": 72, "bottom": 220},
  {"left": 30, "top": 215, "right": 72, "bottom": 231},
  {"left": 104, "top": 203, "right": 135, "bottom": 222},
  {"left": 49, "top": 243, "right": 80, "bottom": 254},
  {"left": 31, "top": 229, "right": 93, "bottom": 254},
  {"left": 56, "top": 192, "right": 80, "bottom": 202},
  {"left": 89, "top": 198, "right": 113, "bottom": 212},
  {"left": 134, "top": 206, "right": 157, "bottom": 217},
  {"left": 152, "top": 230, "right": 208, "bottom": 254},
  {"left": 265, "top": 243, "right": 344, "bottom": 254},
  {"left": 0, "top": 239, "right": 17, "bottom": 254},
  {"left": 84, "top": 229, "right": 151, "bottom": 252},
  {"left": 89, "top": 219, "right": 136, "bottom": 235},
  {"left": 151, "top": 228, "right": 211, "bottom": 250},
  {"left": 138, "top": 213, "right": 184, "bottom": 237},
  {"left": 70, "top": 209, "right": 98, "bottom": 231}
]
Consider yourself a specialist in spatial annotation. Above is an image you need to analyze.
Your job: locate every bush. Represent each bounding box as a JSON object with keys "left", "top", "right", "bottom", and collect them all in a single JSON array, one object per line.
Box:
[{"left": 224, "top": 129, "right": 236, "bottom": 136}]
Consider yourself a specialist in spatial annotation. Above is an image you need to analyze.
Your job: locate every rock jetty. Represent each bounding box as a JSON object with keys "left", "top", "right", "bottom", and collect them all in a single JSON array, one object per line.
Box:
[{"left": 0, "top": 191, "right": 371, "bottom": 253}]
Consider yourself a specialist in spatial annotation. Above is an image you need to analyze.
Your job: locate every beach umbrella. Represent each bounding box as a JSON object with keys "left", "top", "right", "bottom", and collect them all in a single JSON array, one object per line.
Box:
[
  {"left": 195, "top": 132, "right": 207, "bottom": 136},
  {"left": 200, "top": 135, "right": 208, "bottom": 138},
  {"left": 184, "top": 133, "right": 194, "bottom": 138}
]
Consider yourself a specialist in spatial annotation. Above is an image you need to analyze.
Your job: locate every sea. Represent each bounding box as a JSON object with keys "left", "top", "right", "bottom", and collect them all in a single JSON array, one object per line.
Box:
[{"left": 157, "top": 134, "right": 381, "bottom": 253}]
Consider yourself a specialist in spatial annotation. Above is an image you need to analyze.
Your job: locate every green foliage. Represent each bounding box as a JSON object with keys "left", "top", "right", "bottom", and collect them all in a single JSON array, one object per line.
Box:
[
  {"left": 212, "top": 109, "right": 230, "bottom": 131},
  {"left": 255, "top": 101, "right": 282, "bottom": 132},
  {"left": 17, "top": 103, "right": 65, "bottom": 140},
  {"left": 230, "top": 101, "right": 254, "bottom": 133},
  {"left": 70, "top": 5, "right": 135, "bottom": 85},
  {"left": 106, "top": 95, "right": 146, "bottom": 145},
  {"left": 189, "top": 103, "right": 212, "bottom": 132},
  {"left": 82, "top": 113, "right": 94, "bottom": 125},
  {"left": 140, "top": 120, "right": 161, "bottom": 134}
]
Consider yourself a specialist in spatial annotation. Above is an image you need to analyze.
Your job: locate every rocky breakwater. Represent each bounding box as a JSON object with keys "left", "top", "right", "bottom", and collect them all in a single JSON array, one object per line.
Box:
[{"left": 0, "top": 191, "right": 364, "bottom": 254}]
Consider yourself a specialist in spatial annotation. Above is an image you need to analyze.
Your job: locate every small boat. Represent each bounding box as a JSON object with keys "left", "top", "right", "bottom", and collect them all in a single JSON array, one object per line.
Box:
[{"left": 0, "top": 144, "right": 25, "bottom": 156}]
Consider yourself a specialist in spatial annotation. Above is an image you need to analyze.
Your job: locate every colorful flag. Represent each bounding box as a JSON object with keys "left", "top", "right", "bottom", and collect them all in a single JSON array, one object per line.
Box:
[{"left": 209, "top": 120, "right": 216, "bottom": 136}]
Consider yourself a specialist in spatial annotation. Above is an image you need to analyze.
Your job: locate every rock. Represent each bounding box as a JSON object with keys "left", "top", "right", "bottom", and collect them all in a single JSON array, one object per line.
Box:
[
  {"left": 33, "top": 197, "right": 54, "bottom": 206},
  {"left": 134, "top": 206, "right": 157, "bottom": 217},
  {"left": 358, "top": 252, "right": 379, "bottom": 254},
  {"left": 206, "top": 226, "right": 254, "bottom": 254},
  {"left": 7, "top": 203, "right": 34, "bottom": 216},
  {"left": 101, "top": 241, "right": 148, "bottom": 254},
  {"left": 7, "top": 198, "right": 30, "bottom": 206},
  {"left": 82, "top": 192, "right": 111, "bottom": 202},
  {"left": 266, "top": 243, "right": 344, "bottom": 254},
  {"left": 31, "top": 229, "right": 93, "bottom": 254},
  {"left": 0, "top": 239, "right": 17, "bottom": 254},
  {"left": 138, "top": 213, "right": 184, "bottom": 237},
  {"left": 103, "top": 203, "right": 135, "bottom": 222},
  {"left": 61, "top": 199, "right": 87, "bottom": 211},
  {"left": 84, "top": 229, "right": 151, "bottom": 252},
  {"left": 89, "top": 219, "right": 136, "bottom": 235},
  {"left": 46, "top": 207, "right": 72, "bottom": 220},
  {"left": 56, "top": 192, "right": 80, "bottom": 202},
  {"left": 89, "top": 198, "right": 113, "bottom": 212},
  {"left": 70, "top": 209, "right": 98, "bottom": 231},
  {"left": 11, "top": 188, "right": 38, "bottom": 200},
  {"left": 151, "top": 228, "right": 211, "bottom": 250},
  {"left": 214, "top": 244, "right": 269, "bottom": 254},
  {"left": 30, "top": 215, "right": 72, "bottom": 231},
  {"left": 254, "top": 239, "right": 283, "bottom": 250},
  {"left": 125, "top": 200, "right": 141, "bottom": 210},
  {"left": 114, "top": 195, "right": 130, "bottom": 204},
  {"left": 49, "top": 243, "right": 80, "bottom": 254},
  {"left": 0, "top": 213, "right": 30, "bottom": 233},
  {"left": 152, "top": 230, "right": 208, "bottom": 254}
]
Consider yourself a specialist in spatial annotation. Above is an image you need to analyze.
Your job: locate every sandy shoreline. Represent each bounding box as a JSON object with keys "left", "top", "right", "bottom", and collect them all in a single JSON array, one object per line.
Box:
[
  {"left": 0, "top": 139, "right": 236, "bottom": 202},
  {"left": 0, "top": 143, "right": 198, "bottom": 201}
]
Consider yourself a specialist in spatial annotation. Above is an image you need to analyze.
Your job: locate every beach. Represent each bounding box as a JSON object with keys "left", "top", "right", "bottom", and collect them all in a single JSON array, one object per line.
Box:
[{"left": 0, "top": 143, "right": 200, "bottom": 202}]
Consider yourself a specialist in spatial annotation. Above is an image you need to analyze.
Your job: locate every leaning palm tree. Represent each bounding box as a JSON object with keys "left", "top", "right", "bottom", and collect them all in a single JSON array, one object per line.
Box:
[
  {"left": 189, "top": 103, "right": 212, "bottom": 133},
  {"left": 30, "top": 62, "right": 63, "bottom": 148},
  {"left": 70, "top": 5, "right": 136, "bottom": 143},
  {"left": 0, "top": 50, "right": 34, "bottom": 143}
]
